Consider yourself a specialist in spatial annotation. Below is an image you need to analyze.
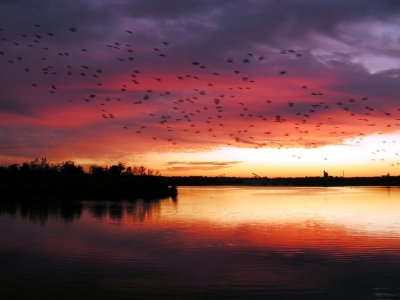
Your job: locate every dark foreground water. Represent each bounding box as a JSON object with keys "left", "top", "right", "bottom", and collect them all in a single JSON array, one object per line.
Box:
[{"left": 1, "top": 186, "right": 400, "bottom": 299}]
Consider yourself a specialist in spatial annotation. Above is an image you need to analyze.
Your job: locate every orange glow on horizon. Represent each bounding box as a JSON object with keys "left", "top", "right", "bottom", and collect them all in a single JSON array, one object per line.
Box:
[{"left": 1, "top": 12, "right": 400, "bottom": 176}]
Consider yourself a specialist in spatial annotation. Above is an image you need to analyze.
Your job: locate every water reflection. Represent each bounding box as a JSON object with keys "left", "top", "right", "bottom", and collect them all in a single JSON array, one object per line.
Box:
[
  {"left": 0, "top": 197, "right": 176, "bottom": 225},
  {"left": 0, "top": 200, "right": 84, "bottom": 225},
  {"left": 1, "top": 187, "right": 400, "bottom": 299},
  {"left": 87, "top": 199, "right": 175, "bottom": 222}
]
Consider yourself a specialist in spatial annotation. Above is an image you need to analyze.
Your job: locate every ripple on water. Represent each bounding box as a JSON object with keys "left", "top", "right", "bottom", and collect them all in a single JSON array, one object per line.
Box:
[{"left": 1, "top": 186, "right": 400, "bottom": 299}]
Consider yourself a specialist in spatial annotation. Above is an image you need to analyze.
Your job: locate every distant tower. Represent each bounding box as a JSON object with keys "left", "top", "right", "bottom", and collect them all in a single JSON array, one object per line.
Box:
[{"left": 323, "top": 170, "right": 328, "bottom": 178}]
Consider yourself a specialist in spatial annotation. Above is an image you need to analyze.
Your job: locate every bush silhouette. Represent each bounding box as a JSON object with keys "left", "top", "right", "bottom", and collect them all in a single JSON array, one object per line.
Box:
[{"left": 0, "top": 158, "right": 174, "bottom": 201}]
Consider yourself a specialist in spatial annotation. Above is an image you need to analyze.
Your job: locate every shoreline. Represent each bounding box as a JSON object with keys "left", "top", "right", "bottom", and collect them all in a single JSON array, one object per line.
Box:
[
  {"left": 1, "top": 175, "right": 399, "bottom": 202},
  {"left": 164, "top": 175, "right": 400, "bottom": 187},
  {"left": 0, "top": 174, "right": 177, "bottom": 201}
]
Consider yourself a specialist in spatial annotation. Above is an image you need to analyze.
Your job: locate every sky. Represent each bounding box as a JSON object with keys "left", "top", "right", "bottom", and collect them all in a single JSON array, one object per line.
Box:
[{"left": 0, "top": 0, "right": 400, "bottom": 177}]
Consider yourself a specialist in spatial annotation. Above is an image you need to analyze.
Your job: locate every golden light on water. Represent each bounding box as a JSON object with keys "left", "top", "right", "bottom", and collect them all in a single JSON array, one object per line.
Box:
[{"left": 167, "top": 187, "right": 400, "bottom": 235}]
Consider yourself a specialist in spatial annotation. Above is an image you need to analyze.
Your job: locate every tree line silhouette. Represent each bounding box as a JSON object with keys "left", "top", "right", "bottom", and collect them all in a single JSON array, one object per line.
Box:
[
  {"left": 0, "top": 158, "right": 176, "bottom": 201},
  {"left": 0, "top": 157, "right": 160, "bottom": 177}
]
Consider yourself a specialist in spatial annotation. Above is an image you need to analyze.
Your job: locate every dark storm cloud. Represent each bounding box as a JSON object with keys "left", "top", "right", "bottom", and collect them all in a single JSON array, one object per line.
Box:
[
  {"left": 113, "top": 0, "right": 400, "bottom": 52},
  {"left": 327, "top": 67, "right": 400, "bottom": 102},
  {"left": 1, "top": 0, "right": 400, "bottom": 171},
  {"left": 3, "top": 1, "right": 400, "bottom": 37},
  {"left": 117, "top": 0, "right": 400, "bottom": 31},
  {"left": 0, "top": 0, "right": 128, "bottom": 50},
  {"left": 118, "top": 0, "right": 226, "bottom": 19},
  {"left": 3, "top": 0, "right": 400, "bottom": 58}
]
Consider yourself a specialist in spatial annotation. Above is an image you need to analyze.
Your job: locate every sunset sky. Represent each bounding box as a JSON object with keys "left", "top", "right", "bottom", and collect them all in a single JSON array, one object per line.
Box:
[{"left": 1, "top": 0, "right": 399, "bottom": 177}]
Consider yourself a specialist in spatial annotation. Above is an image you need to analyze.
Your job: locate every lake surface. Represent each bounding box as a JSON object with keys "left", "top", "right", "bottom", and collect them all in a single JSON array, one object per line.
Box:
[{"left": 1, "top": 186, "right": 400, "bottom": 299}]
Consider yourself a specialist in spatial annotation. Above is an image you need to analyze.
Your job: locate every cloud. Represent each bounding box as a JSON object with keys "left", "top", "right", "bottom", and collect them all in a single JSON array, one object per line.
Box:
[
  {"left": 1, "top": 1, "right": 400, "bottom": 174},
  {"left": 165, "top": 166, "right": 229, "bottom": 172},
  {"left": 164, "top": 160, "right": 242, "bottom": 172},
  {"left": 165, "top": 161, "right": 242, "bottom": 166}
]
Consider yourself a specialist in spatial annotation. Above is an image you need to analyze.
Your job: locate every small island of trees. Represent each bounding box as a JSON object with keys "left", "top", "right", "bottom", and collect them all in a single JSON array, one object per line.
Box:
[{"left": 0, "top": 158, "right": 177, "bottom": 200}]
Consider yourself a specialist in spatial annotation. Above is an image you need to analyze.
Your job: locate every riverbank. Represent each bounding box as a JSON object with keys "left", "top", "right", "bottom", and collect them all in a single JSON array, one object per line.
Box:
[
  {"left": 0, "top": 174, "right": 177, "bottom": 200},
  {"left": 164, "top": 175, "right": 400, "bottom": 187},
  {"left": 2, "top": 174, "right": 399, "bottom": 202}
]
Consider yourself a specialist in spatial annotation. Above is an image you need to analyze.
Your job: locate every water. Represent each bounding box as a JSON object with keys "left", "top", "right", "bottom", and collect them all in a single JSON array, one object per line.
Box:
[{"left": 1, "top": 186, "right": 400, "bottom": 299}]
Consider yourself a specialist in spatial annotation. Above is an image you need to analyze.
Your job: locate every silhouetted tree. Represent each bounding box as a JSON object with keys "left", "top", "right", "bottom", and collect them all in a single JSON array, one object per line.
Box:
[
  {"left": 59, "top": 161, "right": 84, "bottom": 176},
  {"left": 7, "top": 163, "right": 19, "bottom": 174},
  {"left": 19, "top": 161, "right": 30, "bottom": 174},
  {"left": 129, "top": 165, "right": 161, "bottom": 176},
  {"left": 0, "top": 165, "right": 8, "bottom": 176},
  {"left": 18, "top": 158, "right": 58, "bottom": 174},
  {"left": 89, "top": 165, "right": 108, "bottom": 176},
  {"left": 109, "top": 162, "right": 125, "bottom": 176},
  {"left": 29, "top": 158, "right": 49, "bottom": 172},
  {"left": 146, "top": 168, "right": 161, "bottom": 176},
  {"left": 1, "top": 158, "right": 161, "bottom": 179},
  {"left": 133, "top": 165, "right": 147, "bottom": 176},
  {"left": 124, "top": 166, "right": 133, "bottom": 175}
]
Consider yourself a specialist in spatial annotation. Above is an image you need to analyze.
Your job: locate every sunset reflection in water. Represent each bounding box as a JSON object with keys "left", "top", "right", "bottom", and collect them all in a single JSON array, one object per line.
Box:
[{"left": 1, "top": 186, "right": 400, "bottom": 299}]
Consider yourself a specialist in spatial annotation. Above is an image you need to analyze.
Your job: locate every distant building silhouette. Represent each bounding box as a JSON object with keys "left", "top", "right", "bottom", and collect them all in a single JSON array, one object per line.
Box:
[{"left": 323, "top": 170, "right": 329, "bottom": 178}]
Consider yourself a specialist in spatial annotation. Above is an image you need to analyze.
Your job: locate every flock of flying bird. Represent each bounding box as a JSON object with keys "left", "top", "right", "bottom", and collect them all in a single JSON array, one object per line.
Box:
[{"left": 0, "top": 24, "right": 399, "bottom": 167}]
